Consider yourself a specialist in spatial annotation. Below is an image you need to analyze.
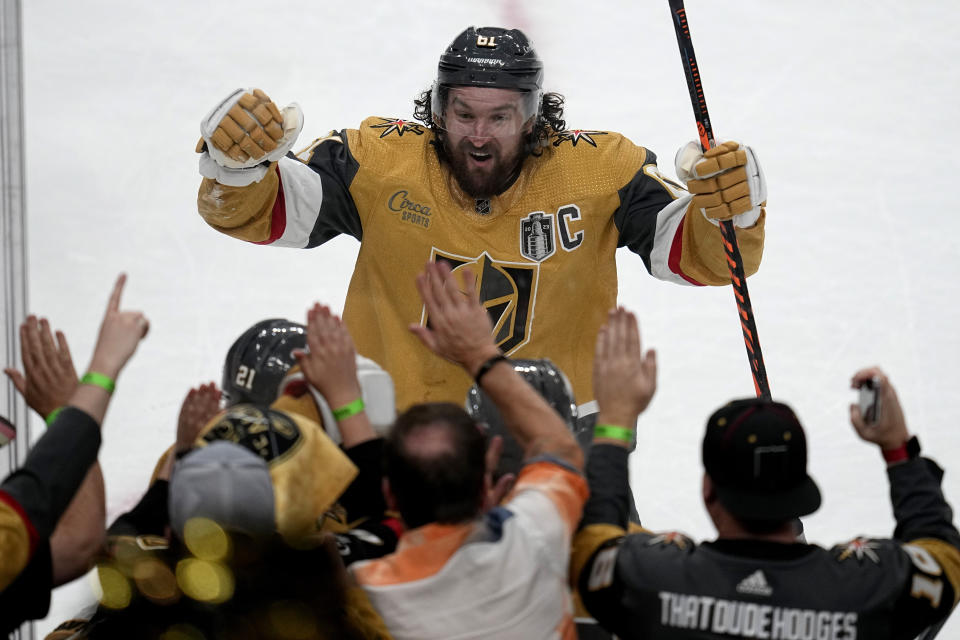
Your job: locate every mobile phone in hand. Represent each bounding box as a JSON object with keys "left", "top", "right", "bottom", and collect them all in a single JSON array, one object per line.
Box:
[{"left": 859, "top": 377, "right": 882, "bottom": 424}]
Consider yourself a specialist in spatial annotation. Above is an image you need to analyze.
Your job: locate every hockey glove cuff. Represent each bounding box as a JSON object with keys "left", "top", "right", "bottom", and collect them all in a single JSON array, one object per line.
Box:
[
  {"left": 197, "top": 88, "right": 304, "bottom": 187},
  {"left": 675, "top": 140, "right": 767, "bottom": 228}
]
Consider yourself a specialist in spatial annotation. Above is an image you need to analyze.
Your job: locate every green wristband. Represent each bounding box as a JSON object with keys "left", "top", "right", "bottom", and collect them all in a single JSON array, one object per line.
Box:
[
  {"left": 45, "top": 407, "right": 64, "bottom": 426},
  {"left": 332, "top": 397, "right": 365, "bottom": 421},
  {"left": 594, "top": 424, "right": 635, "bottom": 445},
  {"left": 81, "top": 371, "right": 116, "bottom": 394}
]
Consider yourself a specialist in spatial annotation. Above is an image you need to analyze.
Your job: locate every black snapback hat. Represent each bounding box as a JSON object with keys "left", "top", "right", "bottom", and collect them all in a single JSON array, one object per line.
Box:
[{"left": 702, "top": 398, "right": 821, "bottom": 521}]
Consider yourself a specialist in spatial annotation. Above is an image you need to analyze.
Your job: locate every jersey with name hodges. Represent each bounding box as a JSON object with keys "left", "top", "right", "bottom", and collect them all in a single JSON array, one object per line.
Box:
[{"left": 581, "top": 531, "right": 956, "bottom": 639}]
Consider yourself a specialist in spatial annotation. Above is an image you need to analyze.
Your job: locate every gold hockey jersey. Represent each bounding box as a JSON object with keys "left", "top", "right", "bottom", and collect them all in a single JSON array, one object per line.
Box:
[{"left": 198, "top": 117, "right": 765, "bottom": 411}]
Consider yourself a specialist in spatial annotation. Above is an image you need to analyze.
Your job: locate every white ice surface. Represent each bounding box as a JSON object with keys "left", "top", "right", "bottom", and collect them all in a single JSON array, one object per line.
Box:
[{"left": 19, "top": 0, "right": 960, "bottom": 635}]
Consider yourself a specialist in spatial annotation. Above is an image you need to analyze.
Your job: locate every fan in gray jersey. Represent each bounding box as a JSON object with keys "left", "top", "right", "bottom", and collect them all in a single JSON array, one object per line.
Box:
[{"left": 571, "top": 308, "right": 960, "bottom": 640}]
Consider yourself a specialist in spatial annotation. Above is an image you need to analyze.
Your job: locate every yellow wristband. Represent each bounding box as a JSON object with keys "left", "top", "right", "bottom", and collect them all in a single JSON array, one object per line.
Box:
[{"left": 594, "top": 424, "right": 635, "bottom": 445}]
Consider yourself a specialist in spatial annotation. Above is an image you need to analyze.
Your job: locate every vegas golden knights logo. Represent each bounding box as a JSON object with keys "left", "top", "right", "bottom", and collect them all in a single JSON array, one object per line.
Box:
[
  {"left": 201, "top": 405, "right": 302, "bottom": 464},
  {"left": 426, "top": 249, "right": 538, "bottom": 355}
]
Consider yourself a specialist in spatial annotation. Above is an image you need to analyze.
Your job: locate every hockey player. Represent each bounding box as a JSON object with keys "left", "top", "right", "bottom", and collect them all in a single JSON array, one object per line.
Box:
[
  {"left": 195, "top": 25, "right": 768, "bottom": 417},
  {"left": 571, "top": 308, "right": 960, "bottom": 639}
]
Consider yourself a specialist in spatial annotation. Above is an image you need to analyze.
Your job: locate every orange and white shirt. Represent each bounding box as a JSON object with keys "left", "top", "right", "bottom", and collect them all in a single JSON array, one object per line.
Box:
[{"left": 351, "top": 459, "right": 588, "bottom": 640}]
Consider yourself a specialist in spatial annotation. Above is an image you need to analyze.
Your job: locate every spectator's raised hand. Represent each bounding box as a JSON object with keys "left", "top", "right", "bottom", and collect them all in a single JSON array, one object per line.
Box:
[
  {"left": 4, "top": 317, "right": 78, "bottom": 419},
  {"left": 294, "top": 304, "right": 361, "bottom": 408},
  {"left": 176, "top": 382, "right": 222, "bottom": 454},
  {"left": 87, "top": 274, "right": 150, "bottom": 381},
  {"left": 409, "top": 261, "right": 500, "bottom": 377},
  {"left": 849, "top": 367, "right": 909, "bottom": 451},
  {"left": 593, "top": 307, "right": 657, "bottom": 429}
]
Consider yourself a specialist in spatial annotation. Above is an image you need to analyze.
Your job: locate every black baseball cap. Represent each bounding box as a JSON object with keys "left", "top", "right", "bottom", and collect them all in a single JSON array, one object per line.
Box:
[{"left": 702, "top": 398, "right": 821, "bottom": 521}]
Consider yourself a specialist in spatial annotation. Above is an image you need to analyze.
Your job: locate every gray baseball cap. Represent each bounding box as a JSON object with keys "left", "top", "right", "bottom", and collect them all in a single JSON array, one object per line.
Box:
[{"left": 169, "top": 440, "right": 276, "bottom": 539}]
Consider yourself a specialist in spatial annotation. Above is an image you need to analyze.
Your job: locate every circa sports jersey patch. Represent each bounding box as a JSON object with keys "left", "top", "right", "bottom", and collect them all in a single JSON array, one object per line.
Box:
[
  {"left": 369, "top": 117, "right": 425, "bottom": 138},
  {"left": 387, "top": 189, "right": 432, "bottom": 229},
  {"left": 552, "top": 129, "right": 607, "bottom": 148},
  {"left": 424, "top": 250, "right": 538, "bottom": 355}
]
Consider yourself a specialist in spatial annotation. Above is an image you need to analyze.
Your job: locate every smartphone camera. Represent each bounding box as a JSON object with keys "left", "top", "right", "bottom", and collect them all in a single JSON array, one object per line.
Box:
[{"left": 858, "top": 377, "right": 882, "bottom": 424}]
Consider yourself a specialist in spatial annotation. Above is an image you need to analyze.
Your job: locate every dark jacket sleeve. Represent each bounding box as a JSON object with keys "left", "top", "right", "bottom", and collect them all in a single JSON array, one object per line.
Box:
[
  {"left": 1, "top": 407, "right": 100, "bottom": 539},
  {"left": 886, "top": 455, "right": 960, "bottom": 637},
  {"left": 107, "top": 479, "right": 170, "bottom": 537},
  {"left": 338, "top": 438, "right": 387, "bottom": 525},
  {"left": 0, "top": 407, "right": 99, "bottom": 631},
  {"left": 889, "top": 456, "right": 960, "bottom": 547},
  {"left": 0, "top": 537, "right": 52, "bottom": 634},
  {"left": 580, "top": 444, "right": 631, "bottom": 530}
]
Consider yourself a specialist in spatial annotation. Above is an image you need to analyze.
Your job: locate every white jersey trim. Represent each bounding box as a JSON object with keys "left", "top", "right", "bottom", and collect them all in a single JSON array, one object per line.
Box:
[
  {"left": 271, "top": 156, "right": 325, "bottom": 248},
  {"left": 649, "top": 195, "right": 696, "bottom": 286}
]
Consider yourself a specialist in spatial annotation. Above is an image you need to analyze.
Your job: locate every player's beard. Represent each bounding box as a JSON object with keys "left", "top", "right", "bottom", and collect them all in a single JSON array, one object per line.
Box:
[{"left": 445, "top": 137, "right": 524, "bottom": 199}]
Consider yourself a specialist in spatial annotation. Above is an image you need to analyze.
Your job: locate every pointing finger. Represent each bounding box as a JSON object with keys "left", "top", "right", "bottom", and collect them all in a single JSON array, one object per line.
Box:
[{"left": 107, "top": 273, "right": 127, "bottom": 313}]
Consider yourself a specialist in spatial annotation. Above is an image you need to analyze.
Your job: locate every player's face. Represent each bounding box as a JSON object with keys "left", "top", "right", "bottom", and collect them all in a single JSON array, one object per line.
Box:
[{"left": 441, "top": 87, "right": 534, "bottom": 198}]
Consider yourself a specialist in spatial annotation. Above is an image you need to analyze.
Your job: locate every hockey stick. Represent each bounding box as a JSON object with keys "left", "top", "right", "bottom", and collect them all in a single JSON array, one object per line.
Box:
[{"left": 668, "top": 0, "right": 771, "bottom": 400}]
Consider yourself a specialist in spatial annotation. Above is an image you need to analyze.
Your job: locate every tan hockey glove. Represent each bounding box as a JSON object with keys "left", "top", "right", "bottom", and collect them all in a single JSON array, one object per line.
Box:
[
  {"left": 675, "top": 140, "right": 766, "bottom": 227},
  {"left": 197, "top": 88, "right": 304, "bottom": 187}
]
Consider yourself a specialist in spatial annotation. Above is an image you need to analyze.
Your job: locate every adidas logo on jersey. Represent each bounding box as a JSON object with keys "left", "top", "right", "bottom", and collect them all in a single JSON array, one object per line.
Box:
[{"left": 735, "top": 570, "right": 773, "bottom": 597}]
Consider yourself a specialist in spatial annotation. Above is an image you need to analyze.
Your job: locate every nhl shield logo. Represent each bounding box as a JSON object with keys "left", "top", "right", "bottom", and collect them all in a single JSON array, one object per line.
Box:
[{"left": 520, "top": 212, "right": 555, "bottom": 262}]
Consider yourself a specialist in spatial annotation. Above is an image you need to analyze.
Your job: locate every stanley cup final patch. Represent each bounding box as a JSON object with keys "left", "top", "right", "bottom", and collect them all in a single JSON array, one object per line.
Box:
[{"left": 520, "top": 211, "right": 555, "bottom": 262}]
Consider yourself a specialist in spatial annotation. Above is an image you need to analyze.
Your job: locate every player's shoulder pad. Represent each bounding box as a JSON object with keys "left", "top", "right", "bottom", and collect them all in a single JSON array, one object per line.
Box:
[
  {"left": 546, "top": 127, "right": 651, "bottom": 185},
  {"left": 584, "top": 529, "right": 696, "bottom": 594},
  {"left": 829, "top": 536, "right": 900, "bottom": 565},
  {"left": 635, "top": 530, "right": 696, "bottom": 553},
  {"left": 337, "top": 116, "right": 434, "bottom": 177},
  {"left": 353, "top": 116, "right": 432, "bottom": 148},
  {"left": 547, "top": 128, "right": 646, "bottom": 160}
]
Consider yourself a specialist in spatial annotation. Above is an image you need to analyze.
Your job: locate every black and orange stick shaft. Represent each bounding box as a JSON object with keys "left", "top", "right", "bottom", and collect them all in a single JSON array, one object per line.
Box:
[{"left": 668, "top": 0, "right": 771, "bottom": 400}]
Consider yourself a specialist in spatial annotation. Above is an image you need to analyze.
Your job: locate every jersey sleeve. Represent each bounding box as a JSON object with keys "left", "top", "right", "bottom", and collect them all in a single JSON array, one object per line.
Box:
[
  {"left": 0, "top": 536, "right": 52, "bottom": 633},
  {"left": 197, "top": 128, "right": 363, "bottom": 247},
  {"left": 569, "top": 442, "right": 635, "bottom": 625},
  {"left": 886, "top": 456, "right": 960, "bottom": 634},
  {"left": 614, "top": 147, "right": 765, "bottom": 286},
  {"left": 0, "top": 407, "right": 100, "bottom": 593}
]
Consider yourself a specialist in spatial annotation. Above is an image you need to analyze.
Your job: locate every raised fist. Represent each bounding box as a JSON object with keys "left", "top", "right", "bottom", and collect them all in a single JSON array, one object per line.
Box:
[{"left": 197, "top": 88, "right": 304, "bottom": 186}]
